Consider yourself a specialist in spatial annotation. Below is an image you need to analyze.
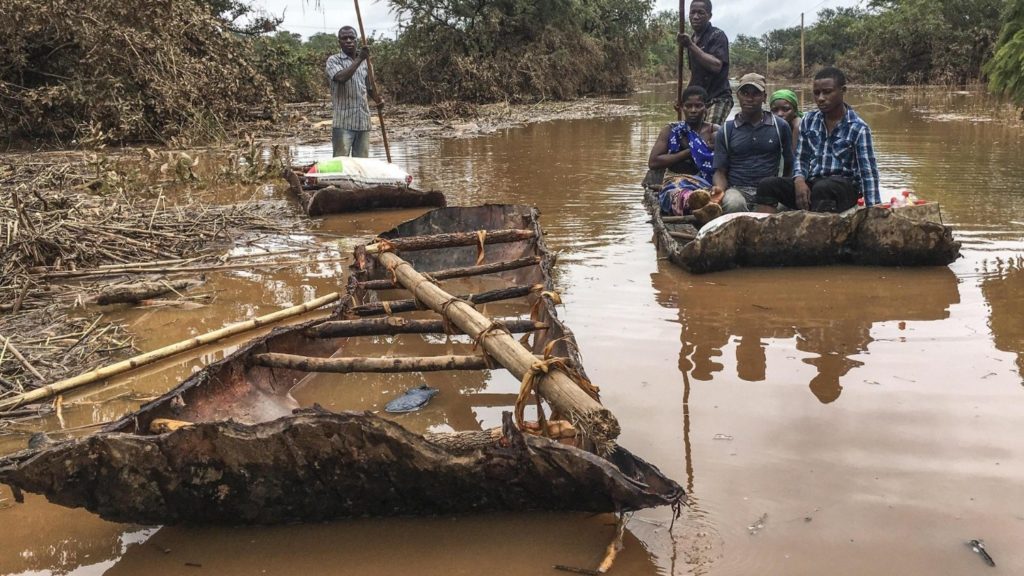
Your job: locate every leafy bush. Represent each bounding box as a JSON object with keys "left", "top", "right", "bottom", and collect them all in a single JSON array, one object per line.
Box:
[
  {"left": 986, "top": 0, "right": 1024, "bottom": 112},
  {"left": 373, "top": 0, "right": 655, "bottom": 104}
]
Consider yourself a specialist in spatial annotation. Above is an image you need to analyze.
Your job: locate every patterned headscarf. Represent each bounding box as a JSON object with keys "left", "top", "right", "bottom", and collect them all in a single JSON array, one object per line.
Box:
[{"left": 770, "top": 89, "right": 803, "bottom": 118}]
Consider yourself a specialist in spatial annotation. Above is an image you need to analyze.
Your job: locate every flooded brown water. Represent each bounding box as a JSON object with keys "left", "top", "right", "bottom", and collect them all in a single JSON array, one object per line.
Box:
[{"left": 3, "top": 85, "right": 1024, "bottom": 575}]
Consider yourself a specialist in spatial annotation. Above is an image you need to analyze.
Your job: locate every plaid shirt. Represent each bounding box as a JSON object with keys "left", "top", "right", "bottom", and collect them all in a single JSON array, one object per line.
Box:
[
  {"left": 794, "top": 105, "right": 881, "bottom": 206},
  {"left": 325, "top": 52, "right": 371, "bottom": 131}
]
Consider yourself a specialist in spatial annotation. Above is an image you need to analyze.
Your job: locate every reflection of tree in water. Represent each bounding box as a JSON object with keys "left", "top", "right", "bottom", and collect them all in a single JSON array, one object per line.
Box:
[
  {"left": 653, "top": 265, "right": 960, "bottom": 404},
  {"left": 980, "top": 258, "right": 1024, "bottom": 383}
]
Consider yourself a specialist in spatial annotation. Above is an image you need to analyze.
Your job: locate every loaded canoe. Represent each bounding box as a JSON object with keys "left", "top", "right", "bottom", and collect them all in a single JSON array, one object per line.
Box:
[
  {"left": 283, "top": 156, "right": 446, "bottom": 216},
  {"left": 0, "top": 205, "right": 682, "bottom": 525},
  {"left": 642, "top": 171, "right": 961, "bottom": 274}
]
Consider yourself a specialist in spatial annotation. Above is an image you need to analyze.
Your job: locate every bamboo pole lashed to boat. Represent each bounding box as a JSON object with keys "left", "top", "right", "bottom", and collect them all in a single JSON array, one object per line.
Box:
[
  {"left": 251, "top": 353, "right": 502, "bottom": 373},
  {"left": 373, "top": 250, "right": 620, "bottom": 447},
  {"left": 305, "top": 316, "right": 547, "bottom": 338},
  {"left": 0, "top": 293, "right": 341, "bottom": 412}
]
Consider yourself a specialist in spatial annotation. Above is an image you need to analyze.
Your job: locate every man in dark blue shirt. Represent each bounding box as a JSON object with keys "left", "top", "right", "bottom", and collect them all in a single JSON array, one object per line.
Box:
[
  {"left": 712, "top": 73, "right": 793, "bottom": 213},
  {"left": 678, "top": 0, "right": 732, "bottom": 126}
]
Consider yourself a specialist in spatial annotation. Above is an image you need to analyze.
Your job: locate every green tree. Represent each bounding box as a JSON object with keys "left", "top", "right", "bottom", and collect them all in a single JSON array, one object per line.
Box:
[
  {"left": 730, "top": 34, "right": 764, "bottom": 76},
  {"left": 985, "top": 0, "right": 1024, "bottom": 110},
  {"left": 375, "top": 0, "right": 655, "bottom": 103}
]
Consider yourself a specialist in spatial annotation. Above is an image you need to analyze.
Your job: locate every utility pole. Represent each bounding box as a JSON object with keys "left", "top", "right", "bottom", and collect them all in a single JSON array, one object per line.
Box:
[{"left": 801, "top": 13, "right": 806, "bottom": 78}]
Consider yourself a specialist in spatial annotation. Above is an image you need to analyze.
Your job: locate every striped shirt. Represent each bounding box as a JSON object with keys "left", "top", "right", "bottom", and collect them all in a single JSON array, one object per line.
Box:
[
  {"left": 325, "top": 52, "right": 371, "bottom": 131},
  {"left": 794, "top": 105, "right": 881, "bottom": 206}
]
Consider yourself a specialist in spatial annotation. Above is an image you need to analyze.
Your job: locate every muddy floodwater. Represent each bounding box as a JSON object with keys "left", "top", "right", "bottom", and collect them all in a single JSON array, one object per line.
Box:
[{"left": 2, "top": 85, "right": 1023, "bottom": 575}]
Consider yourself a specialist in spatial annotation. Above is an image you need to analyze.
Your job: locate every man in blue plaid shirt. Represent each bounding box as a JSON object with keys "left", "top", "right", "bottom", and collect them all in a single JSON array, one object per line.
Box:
[{"left": 754, "top": 67, "right": 880, "bottom": 213}]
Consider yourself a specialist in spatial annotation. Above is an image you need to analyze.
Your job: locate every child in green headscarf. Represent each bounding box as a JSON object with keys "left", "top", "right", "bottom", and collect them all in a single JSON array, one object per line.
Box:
[{"left": 770, "top": 89, "right": 802, "bottom": 152}]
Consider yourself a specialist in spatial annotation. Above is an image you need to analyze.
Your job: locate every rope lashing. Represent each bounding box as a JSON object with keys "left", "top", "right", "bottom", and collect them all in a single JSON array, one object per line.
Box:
[
  {"left": 374, "top": 238, "right": 397, "bottom": 254},
  {"left": 541, "top": 336, "right": 600, "bottom": 400},
  {"left": 475, "top": 230, "right": 487, "bottom": 265},
  {"left": 530, "top": 289, "right": 562, "bottom": 321},
  {"left": 472, "top": 320, "right": 511, "bottom": 369},
  {"left": 515, "top": 355, "right": 571, "bottom": 431},
  {"left": 439, "top": 296, "right": 472, "bottom": 336}
]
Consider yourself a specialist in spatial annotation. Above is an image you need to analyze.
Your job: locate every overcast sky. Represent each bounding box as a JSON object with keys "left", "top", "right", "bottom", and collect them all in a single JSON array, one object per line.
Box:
[{"left": 257, "top": 0, "right": 862, "bottom": 41}]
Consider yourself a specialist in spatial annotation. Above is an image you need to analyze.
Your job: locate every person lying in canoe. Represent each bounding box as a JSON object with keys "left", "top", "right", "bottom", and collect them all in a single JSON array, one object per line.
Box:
[
  {"left": 711, "top": 73, "right": 794, "bottom": 214},
  {"left": 647, "top": 86, "right": 723, "bottom": 223},
  {"left": 770, "top": 88, "right": 802, "bottom": 151},
  {"left": 755, "top": 67, "right": 881, "bottom": 213}
]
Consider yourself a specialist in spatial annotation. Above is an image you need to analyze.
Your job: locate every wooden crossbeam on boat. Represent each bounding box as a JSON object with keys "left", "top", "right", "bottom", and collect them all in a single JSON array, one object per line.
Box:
[
  {"left": 250, "top": 352, "right": 506, "bottom": 373},
  {"left": 349, "top": 284, "right": 541, "bottom": 317},
  {"left": 304, "top": 316, "right": 547, "bottom": 338},
  {"left": 364, "top": 228, "right": 535, "bottom": 254},
  {"left": 353, "top": 256, "right": 542, "bottom": 291}
]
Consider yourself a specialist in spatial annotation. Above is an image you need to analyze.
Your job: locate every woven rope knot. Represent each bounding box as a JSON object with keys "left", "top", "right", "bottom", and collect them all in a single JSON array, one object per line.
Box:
[
  {"left": 374, "top": 238, "right": 397, "bottom": 254},
  {"left": 475, "top": 230, "right": 487, "bottom": 265}
]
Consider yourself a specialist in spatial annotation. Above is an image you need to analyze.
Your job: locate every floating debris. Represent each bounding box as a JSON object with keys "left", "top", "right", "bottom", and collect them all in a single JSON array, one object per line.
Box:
[
  {"left": 385, "top": 385, "right": 439, "bottom": 413},
  {"left": 968, "top": 539, "right": 996, "bottom": 567},
  {"left": 748, "top": 513, "right": 768, "bottom": 535}
]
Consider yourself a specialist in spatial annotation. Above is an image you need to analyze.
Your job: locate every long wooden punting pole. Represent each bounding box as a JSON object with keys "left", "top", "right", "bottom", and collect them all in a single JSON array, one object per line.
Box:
[
  {"left": 0, "top": 293, "right": 341, "bottom": 412},
  {"left": 371, "top": 250, "right": 620, "bottom": 446},
  {"left": 677, "top": 0, "right": 687, "bottom": 120},
  {"left": 354, "top": 0, "right": 392, "bottom": 163}
]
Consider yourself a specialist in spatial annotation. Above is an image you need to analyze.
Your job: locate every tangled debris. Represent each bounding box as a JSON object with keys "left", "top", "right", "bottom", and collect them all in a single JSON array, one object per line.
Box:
[
  {"left": 0, "top": 306, "right": 134, "bottom": 401},
  {"left": 0, "top": 144, "right": 308, "bottom": 408},
  {"left": 0, "top": 0, "right": 277, "bottom": 145}
]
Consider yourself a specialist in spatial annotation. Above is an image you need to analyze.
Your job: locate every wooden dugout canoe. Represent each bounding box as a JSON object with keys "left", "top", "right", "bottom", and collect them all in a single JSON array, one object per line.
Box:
[
  {"left": 0, "top": 205, "right": 682, "bottom": 525},
  {"left": 282, "top": 166, "right": 446, "bottom": 216},
  {"left": 642, "top": 170, "right": 961, "bottom": 274}
]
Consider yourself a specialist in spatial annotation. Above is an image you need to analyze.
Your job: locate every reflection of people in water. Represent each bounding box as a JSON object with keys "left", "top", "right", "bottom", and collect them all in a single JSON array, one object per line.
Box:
[
  {"left": 658, "top": 267, "right": 959, "bottom": 405},
  {"left": 799, "top": 326, "right": 869, "bottom": 403}
]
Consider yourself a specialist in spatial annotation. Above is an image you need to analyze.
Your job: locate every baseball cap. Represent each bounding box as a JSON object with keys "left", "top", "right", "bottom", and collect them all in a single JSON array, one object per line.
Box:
[{"left": 737, "top": 73, "right": 767, "bottom": 93}]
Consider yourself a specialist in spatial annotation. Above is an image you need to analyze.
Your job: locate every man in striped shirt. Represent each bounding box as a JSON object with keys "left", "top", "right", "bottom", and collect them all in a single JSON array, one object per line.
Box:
[
  {"left": 325, "top": 26, "right": 381, "bottom": 157},
  {"left": 755, "top": 67, "right": 880, "bottom": 213}
]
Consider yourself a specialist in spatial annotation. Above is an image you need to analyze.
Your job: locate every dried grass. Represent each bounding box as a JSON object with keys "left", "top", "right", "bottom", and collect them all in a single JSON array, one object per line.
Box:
[{"left": 0, "top": 0, "right": 278, "bottom": 146}]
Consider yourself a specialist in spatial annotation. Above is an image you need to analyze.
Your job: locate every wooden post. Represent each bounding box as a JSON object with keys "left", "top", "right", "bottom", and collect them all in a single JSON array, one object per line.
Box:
[
  {"left": 801, "top": 13, "right": 806, "bottom": 78},
  {"left": 354, "top": 0, "right": 392, "bottom": 163},
  {"left": 373, "top": 250, "right": 620, "bottom": 447}
]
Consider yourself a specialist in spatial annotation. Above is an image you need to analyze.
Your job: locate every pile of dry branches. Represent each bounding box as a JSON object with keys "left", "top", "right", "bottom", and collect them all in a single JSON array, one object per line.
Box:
[
  {"left": 0, "top": 0, "right": 278, "bottom": 145},
  {"left": 0, "top": 306, "right": 134, "bottom": 404},
  {"left": 0, "top": 147, "right": 305, "bottom": 401},
  {"left": 1, "top": 185, "right": 290, "bottom": 312}
]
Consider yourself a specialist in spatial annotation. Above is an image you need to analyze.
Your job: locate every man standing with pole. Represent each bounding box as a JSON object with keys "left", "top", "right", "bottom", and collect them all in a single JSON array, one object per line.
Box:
[
  {"left": 678, "top": 0, "right": 732, "bottom": 126},
  {"left": 325, "top": 25, "right": 383, "bottom": 158}
]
